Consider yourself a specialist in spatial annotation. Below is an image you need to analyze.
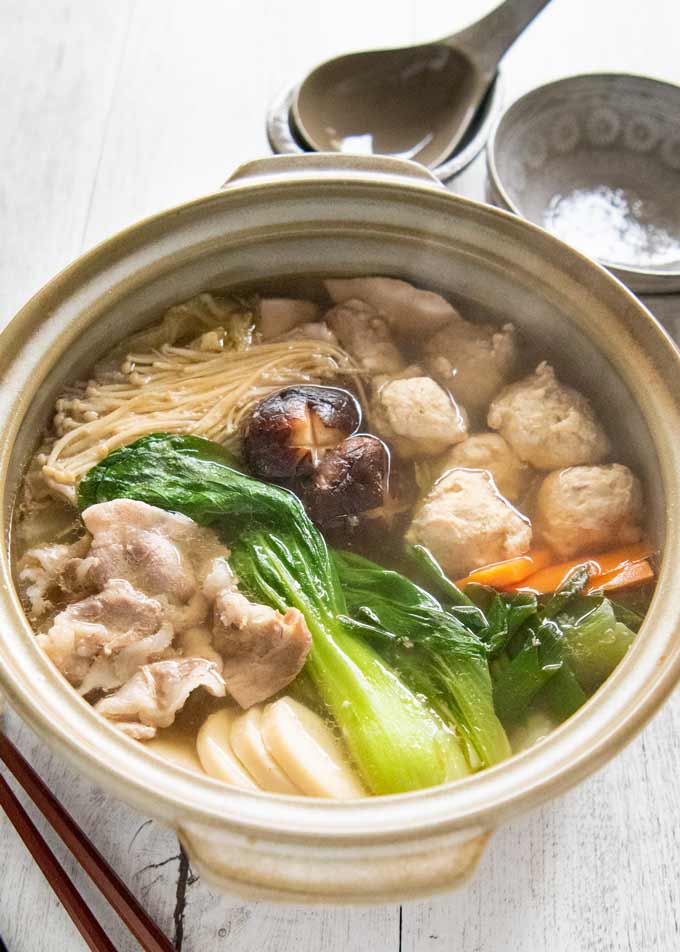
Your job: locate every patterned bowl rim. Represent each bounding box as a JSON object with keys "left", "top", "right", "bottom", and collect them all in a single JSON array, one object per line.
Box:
[{"left": 487, "top": 72, "right": 680, "bottom": 294}]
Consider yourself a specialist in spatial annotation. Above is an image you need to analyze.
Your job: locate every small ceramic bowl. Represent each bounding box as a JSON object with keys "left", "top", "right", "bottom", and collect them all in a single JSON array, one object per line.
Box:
[
  {"left": 267, "top": 72, "right": 504, "bottom": 183},
  {"left": 487, "top": 74, "right": 680, "bottom": 293}
]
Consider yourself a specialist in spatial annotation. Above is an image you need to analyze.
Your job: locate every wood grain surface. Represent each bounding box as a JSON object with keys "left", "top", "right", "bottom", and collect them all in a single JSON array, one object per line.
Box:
[{"left": 1, "top": 1, "right": 679, "bottom": 949}]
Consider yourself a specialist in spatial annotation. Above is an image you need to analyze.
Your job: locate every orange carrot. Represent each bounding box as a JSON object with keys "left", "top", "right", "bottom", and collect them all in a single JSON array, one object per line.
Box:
[
  {"left": 504, "top": 542, "right": 654, "bottom": 595},
  {"left": 456, "top": 549, "right": 553, "bottom": 589},
  {"left": 586, "top": 559, "right": 654, "bottom": 593}
]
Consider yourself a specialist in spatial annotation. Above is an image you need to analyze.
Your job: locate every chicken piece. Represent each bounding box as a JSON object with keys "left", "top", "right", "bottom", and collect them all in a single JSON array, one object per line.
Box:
[
  {"left": 82, "top": 499, "right": 207, "bottom": 601},
  {"left": 279, "top": 322, "right": 338, "bottom": 344},
  {"left": 325, "top": 276, "right": 456, "bottom": 336},
  {"left": 535, "top": 464, "right": 643, "bottom": 558},
  {"left": 371, "top": 376, "right": 468, "bottom": 459},
  {"left": 424, "top": 318, "right": 518, "bottom": 416},
  {"left": 440, "top": 432, "right": 533, "bottom": 502},
  {"left": 258, "top": 297, "right": 320, "bottom": 339},
  {"left": 36, "top": 579, "right": 165, "bottom": 687},
  {"left": 487, "top": 362, "right": 610, "bottom": 470},
  {"left": 325, "top": 299, "right": 404, "bottom": 375},
  {"left": 212, "top": 585, "right": 312, "bottom": 709},
  {"left": 95, "top": 658, "right": 226, "bottom": 736},
  {"left": 19, "top": 536, "right": 94, "bottom": 618},
  {"left": 406, "top": 468, "right": 532, "bottom": 578}
]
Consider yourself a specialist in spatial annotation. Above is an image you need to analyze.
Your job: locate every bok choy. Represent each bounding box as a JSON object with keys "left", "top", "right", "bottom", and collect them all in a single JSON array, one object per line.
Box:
[{"left": 333, "top": 550, "right": 511, "bottom": 768}]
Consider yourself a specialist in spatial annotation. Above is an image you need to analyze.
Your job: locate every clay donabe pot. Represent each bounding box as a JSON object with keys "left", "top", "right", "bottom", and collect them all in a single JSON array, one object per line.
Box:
[{"left": 1, "top": 154, "right": 678, "bottom": 902}]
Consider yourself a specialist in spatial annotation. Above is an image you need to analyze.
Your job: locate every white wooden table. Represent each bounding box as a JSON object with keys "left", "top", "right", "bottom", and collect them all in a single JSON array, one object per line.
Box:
[{"left": 1, "top": 2, "right": 679, "bottom": 949}]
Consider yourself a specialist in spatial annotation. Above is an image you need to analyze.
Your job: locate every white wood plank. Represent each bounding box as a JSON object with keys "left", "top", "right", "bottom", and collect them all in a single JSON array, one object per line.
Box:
[
  {"left": 0, "top": 707, "right": 181, "bottom": 952},
  {"left": 403, "top": 701, "right": 680, "bottom": 951},
  {"left": 0, "top": 0, "right": 135, "bottom": 318},
  {"left": 79, "top": 0, "right": 419, "bottom": 250}
]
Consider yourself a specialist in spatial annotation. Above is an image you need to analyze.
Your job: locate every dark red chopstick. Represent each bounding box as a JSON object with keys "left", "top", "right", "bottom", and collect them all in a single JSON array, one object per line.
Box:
[
  {"left": 0, "top": 732, "right": 174, "bottom": 952},
  {"left": 0, "top": 771, "right": 117, "bottom": 952}
]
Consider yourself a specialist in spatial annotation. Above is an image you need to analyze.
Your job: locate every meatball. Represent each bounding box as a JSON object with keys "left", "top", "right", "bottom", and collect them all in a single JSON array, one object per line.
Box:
[
  {"left": 325, "top": 299, "right": 404, "bottom": 375},
  {"left": 372, "top": 376, "right": 468, "bottom": 458},
  {"left": 441, "top": 432, "right": 533, "bottom": 502},
  {"left": 487, "top": 362, "right": 610, "bottom": 470},
  {"left": 424, "top": 318, "right": 518, "bottom": 416},
  {"left": 325, "top": 276, "right": 456, "bottom": 336},
  {"left": 535, "top": 464, "right": 643, "bottom": 558},
  {"left": 406, "top": 468, "right": 532, "bottom": 578}
]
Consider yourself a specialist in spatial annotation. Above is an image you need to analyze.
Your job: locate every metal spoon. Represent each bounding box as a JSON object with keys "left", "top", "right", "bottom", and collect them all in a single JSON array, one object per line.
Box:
[{"left": 293, "top": 0, "right": 553, "bottom": 169}]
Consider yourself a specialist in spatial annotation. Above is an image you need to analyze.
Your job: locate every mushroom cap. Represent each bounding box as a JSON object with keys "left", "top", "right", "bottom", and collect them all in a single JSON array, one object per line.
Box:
[{"left": 243, "top": 385, "right": 361, "bottom": 480}]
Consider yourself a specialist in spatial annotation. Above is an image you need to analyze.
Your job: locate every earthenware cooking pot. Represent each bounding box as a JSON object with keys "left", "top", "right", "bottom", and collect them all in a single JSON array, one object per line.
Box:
[{"left": 1, "top": 154, "right": 679, "bottom": 903}]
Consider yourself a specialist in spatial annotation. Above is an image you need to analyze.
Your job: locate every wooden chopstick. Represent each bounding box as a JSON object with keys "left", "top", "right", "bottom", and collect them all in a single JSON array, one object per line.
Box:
[
  {"left": 0, "top": 732, "right": 175, "bottom": 952},
  {"left": 0, "top": 771, "right": 117, "bottom": 952}
]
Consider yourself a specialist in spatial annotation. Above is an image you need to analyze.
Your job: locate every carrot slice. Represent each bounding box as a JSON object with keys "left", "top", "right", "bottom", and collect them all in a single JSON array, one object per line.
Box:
[
  {"left": 586, "top": 559, "right": 654, "bottom": 593},
  {"left": 504, "top": 542, "right": 654, "bottom": 595},
  {"left": 456, "top": 549, "right": 553, "bottom": 589}
]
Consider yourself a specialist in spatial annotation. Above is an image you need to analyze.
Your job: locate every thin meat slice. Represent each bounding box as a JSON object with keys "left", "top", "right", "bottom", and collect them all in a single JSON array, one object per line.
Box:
[
  {"left": 77, "top": 622, "right": 174, "bottom": 697},
  {"left": 19, "top": 536, "right": 95, "bottom": 618},
  {"left": 212, "top": 586, "right": 312, "bottom": 709},
  {"left": 82, "top": 499, "right": 215, "bottom": 602},
  {"left": 116, "top": 722, "right": 158, "bottom": 741},
  {"left": 95, "top": 658, "right": 226, "bottom": 737},
  {"left": 37, "top": 579, "right": 165, "bottom": 687}
]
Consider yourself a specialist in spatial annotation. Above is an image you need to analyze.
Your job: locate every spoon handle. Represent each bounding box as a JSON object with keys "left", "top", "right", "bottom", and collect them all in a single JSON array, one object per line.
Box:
[{"left": 446, "top": 0, "right": 553, "bottom": 76}]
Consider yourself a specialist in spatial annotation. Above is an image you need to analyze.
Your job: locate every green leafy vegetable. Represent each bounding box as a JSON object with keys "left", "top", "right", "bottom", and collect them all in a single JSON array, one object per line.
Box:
[
  {"left": 555, "top": 598, "right": 635, "bottom": 693},
  {"left": 491, "top": 575, "right": 636, "bottom": 726},
  {"left": 493, "top": 619, "right": 565, "bottom": 724},
  {"left": 333, "top": 550, "right": 511, "bottom": 769},
  {"left": 78, "top": 433, "right": 464, "bottom": 794}
]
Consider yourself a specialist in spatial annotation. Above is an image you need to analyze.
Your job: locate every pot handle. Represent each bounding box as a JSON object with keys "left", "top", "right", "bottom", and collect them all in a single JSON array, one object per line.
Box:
[
  {"left": 222, "top": 153, "right": 444, "bottom": 191},
  {"left": 176, "top": 819, "right": 491, "bottom": 902}
]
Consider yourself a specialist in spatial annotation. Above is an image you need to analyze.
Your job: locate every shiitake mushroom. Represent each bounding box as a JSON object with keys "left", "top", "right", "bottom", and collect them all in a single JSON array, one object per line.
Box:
[
  {"left": 304, "top": 434, "right": 390, "bottom": 525},
  {"left": 243, "top": 385, "right": 361, "bottom": 480},
  {"left": 243, "top": 384, "right": 413, "bottom": 537}
]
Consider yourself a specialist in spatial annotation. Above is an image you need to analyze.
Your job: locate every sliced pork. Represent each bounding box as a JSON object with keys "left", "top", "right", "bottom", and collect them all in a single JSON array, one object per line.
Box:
[
  {"left": 36, "top": 579, "right": 165, "bottom": 687},
  {"left": 95, "top": 658, "right": 226, "bottom": 737},
  {"left": 211, "top": 581, "right": 312, "bottom": 709},
  {"left": 82, "top": 499, "right": 206, "bottom": 601},
  {"left": 19, "top": 536, "right": 94, "bottom": 618},
  {"left": 77, "top": 622, "right": 174, "bottom": 697}
]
